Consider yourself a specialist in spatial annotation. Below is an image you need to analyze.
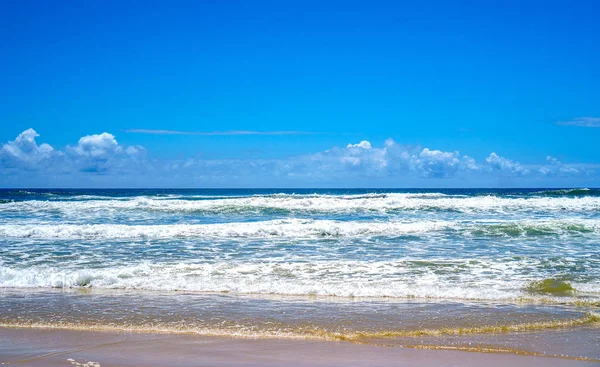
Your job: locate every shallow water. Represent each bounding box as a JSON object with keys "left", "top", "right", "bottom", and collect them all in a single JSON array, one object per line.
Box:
[{"left": 1, "top": 188, "right": 599, "bottom": 359}]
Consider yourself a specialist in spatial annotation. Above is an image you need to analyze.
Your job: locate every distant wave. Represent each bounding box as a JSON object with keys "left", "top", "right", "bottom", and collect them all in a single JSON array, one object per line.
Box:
[
  {"left": 2, "top": 194, "right": 600, "bottom": 214},
  {"left": 1, "top": 219, "right": 599, "bottom": 239},
  {"left": 533, "top": 188, "right": 600, "bottom": 197}
]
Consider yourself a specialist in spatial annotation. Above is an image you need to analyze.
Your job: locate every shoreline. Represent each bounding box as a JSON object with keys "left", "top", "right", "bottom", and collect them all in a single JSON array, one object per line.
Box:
[
  {"left": 1, "top": 327, "right": 598, "bottom": 367},
  {"left": 1, "top": 285, "right": 599, "bottom": 308},
  {"left": 1, "top": 288, "right": 599, "bottom": 362}
]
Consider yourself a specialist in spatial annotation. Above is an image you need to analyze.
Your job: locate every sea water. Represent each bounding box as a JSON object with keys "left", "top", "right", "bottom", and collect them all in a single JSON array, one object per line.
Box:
[{"left": 0, "top": 189, "right": 599, "bottom": 359}]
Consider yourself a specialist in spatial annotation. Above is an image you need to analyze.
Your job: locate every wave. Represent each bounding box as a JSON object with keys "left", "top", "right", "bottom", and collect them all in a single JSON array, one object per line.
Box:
[
  {"left": 1, "top": 260, "right": 599, "bottom": 303},
  {"left": 533, "top": 188, "right": 600, "bottom": 197},
  {"left": 526, "top": 279, "right": 576, "bottom": 296},
  {"left": 2, "top": 312, "right": 598, "bottom": 341},
  {"left": 1, "top": 219, "right": 598, "bottom": 239},
  {"left": 0, "top": 219, "right": 450, "bottom": 239},
  {"left": 467, "top": 220, "right": 600, "bottom": 237},
  {"left": 2, "top": 194, "right": 600, "bottom": 214},
  {"left": 339, "top": 313, "right": 600, "bottom": 339}
]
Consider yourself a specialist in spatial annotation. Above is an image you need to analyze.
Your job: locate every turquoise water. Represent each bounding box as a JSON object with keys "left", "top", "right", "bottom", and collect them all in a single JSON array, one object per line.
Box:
[
  {"left": 0, "top": 188, "right": 599, "bottom": 359},
  {"left": 1, "top": 188, "right": 599, "bottom": 300}
]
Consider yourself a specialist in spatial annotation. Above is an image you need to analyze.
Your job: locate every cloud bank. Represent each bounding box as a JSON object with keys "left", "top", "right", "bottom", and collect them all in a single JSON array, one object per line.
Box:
[{"left": 1, "top": 129, "right": 597, "bottom": 187}]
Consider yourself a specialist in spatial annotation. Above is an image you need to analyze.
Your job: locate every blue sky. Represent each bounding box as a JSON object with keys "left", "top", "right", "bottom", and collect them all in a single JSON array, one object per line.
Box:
[{"left": 1, "top": 0, "right": 599, "bottom": 187}]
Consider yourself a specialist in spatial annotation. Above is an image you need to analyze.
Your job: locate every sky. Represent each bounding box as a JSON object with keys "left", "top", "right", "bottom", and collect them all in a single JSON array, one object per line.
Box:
[{"left": 1, "top": 0, "right": 599, "bottom": 188}]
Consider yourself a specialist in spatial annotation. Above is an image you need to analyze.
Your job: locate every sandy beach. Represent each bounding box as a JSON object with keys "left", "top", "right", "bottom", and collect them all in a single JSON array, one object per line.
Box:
[{"left": 1, "top": 327, "right": 598, "bottom": 367}]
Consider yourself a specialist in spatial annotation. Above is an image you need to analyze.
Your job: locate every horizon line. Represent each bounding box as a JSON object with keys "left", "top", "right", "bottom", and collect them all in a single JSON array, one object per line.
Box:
[{"left": 0, "top": 187, "right": 596, "bottom": 190}]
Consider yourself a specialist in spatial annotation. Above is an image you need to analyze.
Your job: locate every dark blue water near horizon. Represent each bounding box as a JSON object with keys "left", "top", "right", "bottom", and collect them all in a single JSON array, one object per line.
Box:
[{"left": 1, "top": 187, "right": 599, "bottom": 200}]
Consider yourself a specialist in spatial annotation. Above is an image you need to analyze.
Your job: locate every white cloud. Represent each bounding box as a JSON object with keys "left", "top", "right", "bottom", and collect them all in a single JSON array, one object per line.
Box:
[
  {"left": 125, "top": 145, "right": 144, "bottom": 155},
  {"left": 486, "top": 153, "right": 528, "bottom": 175},
  {"left": 410, "top": 148, "right": 463, "bottom": 178},
  {"left": 346, "top": 141, "right": 372, "bottom": 149},
  {"left": 538, "top": 156, "right": 580, "bottom": 176},
  {"left": 1, "top": 129, "right": 598, "bottom": 187},
  {"left": 0, "top": 128, "right": 56, "bottom": 167},
  {"left": 311, "top": 140, "right": 477, "bottom": 179},
  {"left": 66, "top": 132, "right": 144, "bottom": 162},
  {"left": 0, "top": 129, "right": 146, "bottom": 179},
  {"left": 65, "top": 132, "right": 146, "bottom": 174},
  {"left": 69, "top": 132, "right": 120, "bottom": 158},
  {"left": 462, "top": 156, "right": 479, "bottom": 171}
]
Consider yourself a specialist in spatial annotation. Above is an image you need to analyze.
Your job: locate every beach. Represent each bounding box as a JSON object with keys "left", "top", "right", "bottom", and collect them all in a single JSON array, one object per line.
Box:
[
  {"left": 0, "top": 189, "right": 599, "bottom": 364},
  {"left": 4, "top": 0, "right": 600, "bottom": 363},
  {"left": 1, "top": 327, "right": 597, "bottom": 367}
]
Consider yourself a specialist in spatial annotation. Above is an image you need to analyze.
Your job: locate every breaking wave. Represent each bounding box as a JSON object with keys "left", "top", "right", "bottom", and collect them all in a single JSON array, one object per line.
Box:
[
  {"left": 1, "top": 219, "right": 599, "bottom": 239},
  {"left": 1, "top": 260, "right": 599, "bottom": 304},
  {"left": 2, "top": 194, "right": 600, "bottom": 215},
  {"left": 533, "top": 188, "right": 600, "bottom": 197}
]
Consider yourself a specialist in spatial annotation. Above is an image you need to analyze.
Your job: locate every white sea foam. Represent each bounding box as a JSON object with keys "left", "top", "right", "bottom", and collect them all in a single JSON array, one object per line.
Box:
[
  {"left": 0, "top": 219, "right": 452, "bottom": 239},
  {"left": 1, "top": 218, "right": 599, "bottom": 239},
  {"left": 2, "top": 193, "right": 600, "bottom": 215},
  {"left": 1, "top": 260, "right": 598, "bottom": 302}
]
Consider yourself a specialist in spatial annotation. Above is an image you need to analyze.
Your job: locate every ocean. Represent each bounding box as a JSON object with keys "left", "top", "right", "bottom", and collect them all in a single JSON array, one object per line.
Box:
[{"left": 0, "top": 188, "right": 599, "bottom": 360}]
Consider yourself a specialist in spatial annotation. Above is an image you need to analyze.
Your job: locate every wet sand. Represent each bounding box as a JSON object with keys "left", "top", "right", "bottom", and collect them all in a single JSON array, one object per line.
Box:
[{"left": 0, "top": 327, "right": 597, "bottom": 367}]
